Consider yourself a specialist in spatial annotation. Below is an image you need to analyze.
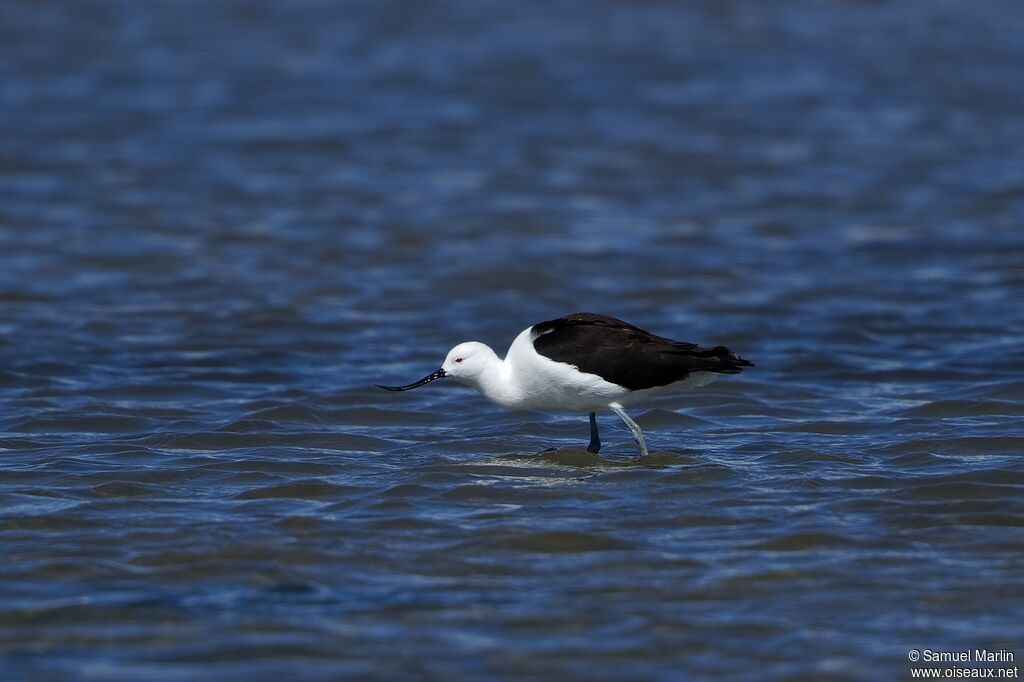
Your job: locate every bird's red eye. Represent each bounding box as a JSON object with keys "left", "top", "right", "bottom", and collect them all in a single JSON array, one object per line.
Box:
[{"left": 454, "top": 358, "right": 463, "bottom": 364}]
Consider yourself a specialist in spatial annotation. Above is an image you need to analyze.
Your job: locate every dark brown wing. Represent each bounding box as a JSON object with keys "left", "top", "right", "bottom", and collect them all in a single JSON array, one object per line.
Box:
[{"left": 531, "top": 312, "right": 753, "bottom": 391}]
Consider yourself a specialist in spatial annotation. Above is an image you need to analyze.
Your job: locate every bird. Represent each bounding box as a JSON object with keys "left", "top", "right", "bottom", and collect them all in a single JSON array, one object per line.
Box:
[{"left": 377, "top": 312, "right": 753, "bottom": 457}]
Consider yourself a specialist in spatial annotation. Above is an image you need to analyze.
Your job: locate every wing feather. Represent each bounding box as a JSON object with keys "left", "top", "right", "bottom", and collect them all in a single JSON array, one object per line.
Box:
[{"left": 531, "top": 312, "right": 752, "bottom": 391}]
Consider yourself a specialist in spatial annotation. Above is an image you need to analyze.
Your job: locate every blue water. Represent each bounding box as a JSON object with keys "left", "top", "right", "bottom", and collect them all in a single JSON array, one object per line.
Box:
[{"left": 2, "top": 1, "right": 1023, "bottom": 680}]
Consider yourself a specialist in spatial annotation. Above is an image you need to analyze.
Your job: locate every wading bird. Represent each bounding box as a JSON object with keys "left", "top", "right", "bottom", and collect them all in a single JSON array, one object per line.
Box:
[{"left": 379, "top": 313, "right": 753, "bottom": 457}]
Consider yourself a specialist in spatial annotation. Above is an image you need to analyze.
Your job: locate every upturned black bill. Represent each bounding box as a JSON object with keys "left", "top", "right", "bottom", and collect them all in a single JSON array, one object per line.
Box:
[{"left": 377, "top": 368, "right": 447, "bottom": 391}]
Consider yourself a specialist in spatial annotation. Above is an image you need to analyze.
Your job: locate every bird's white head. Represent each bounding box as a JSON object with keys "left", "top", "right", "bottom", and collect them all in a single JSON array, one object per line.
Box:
[
  {"left": 441, "top": 342, "right": 497, "bottom": 386},
  {"left": 377, "top": 341, "right": 499, "bottom": 393}
]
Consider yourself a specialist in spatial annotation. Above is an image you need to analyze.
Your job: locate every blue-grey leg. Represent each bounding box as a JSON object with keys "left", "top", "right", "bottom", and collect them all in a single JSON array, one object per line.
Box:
[
  {"left": 608, "top": 402, "right": 649, "bottom": 457},
  {"left": 587, "top": 412, "right": 601, "bottom": 453}
]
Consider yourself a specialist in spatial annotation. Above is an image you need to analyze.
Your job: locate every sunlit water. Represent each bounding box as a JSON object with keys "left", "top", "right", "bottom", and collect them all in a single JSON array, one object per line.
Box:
[{"left": 2, "top": 1, "right": 1023, "bottom": 680}]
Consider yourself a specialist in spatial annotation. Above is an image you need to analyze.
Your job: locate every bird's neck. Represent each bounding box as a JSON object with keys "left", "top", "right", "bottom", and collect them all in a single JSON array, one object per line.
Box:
[{"left": 466, "top": 350, "right": 519, "bottom": 408}]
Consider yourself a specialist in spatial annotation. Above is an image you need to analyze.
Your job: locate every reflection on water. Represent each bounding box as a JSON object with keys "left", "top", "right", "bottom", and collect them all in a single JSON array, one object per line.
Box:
[{"left": 1, "top": 0, "right": 1023, "bottom": 679}]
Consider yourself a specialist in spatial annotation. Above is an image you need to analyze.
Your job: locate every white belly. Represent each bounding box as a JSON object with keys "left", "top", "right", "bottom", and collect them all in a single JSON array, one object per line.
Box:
[{"left": 614, "top": 371, "right": 718, "bottom": 407}]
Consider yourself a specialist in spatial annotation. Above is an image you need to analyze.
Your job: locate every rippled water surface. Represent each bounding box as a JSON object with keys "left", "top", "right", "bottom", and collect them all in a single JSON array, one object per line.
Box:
[{"left": 2, "top": 1, "right": 1023, "bottom": 680}]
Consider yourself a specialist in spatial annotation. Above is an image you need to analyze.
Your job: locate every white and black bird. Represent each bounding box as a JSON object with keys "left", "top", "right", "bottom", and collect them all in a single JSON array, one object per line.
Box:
[{"left": 378, "top": 312, "right": 753, "bottom": 457}]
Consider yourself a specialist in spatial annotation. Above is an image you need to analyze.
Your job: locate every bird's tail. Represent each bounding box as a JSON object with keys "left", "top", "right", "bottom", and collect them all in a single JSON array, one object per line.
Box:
[{"left": 682, "top": 345, "right": 754, "bottom": 374}]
